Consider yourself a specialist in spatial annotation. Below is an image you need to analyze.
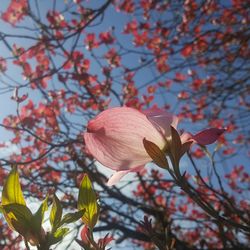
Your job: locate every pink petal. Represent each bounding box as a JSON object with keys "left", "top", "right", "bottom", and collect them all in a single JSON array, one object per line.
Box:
[
  {"left": 143, "top": 107, "right": 178, "bottom": 138},
  {"left": 180, "top": 132, "right": 193, "bottom": 144},
  {"left": 84, "top": 107, "right": 165, "bottom": 171},
  {"left": 107, "top": 170, "right": 130, "bottom": 186},
  {"left": 107, "top": 165, "right": 144, "bottom": 186},
  {"left": 192, "top": 128, "right": 225, "bottom": 145}
]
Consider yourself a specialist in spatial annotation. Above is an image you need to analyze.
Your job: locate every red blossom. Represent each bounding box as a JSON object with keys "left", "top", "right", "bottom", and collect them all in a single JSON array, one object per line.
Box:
[
  {"left": 155, "top": 53, "right": 169, "bottom": 73},
  {"left": 174, "top": 72, "right": 187, "bottom": 82},
  {"left": 181, "top": 44, "right": 193, "bottom": 57},
  {"left": 47, "top": 11, "right": 67, "bottom": 29},
  {"left": 178, "top": 91, "right": 190, "bottom": 99},
  {"left": 133, "top": 31, "right": 148, "bottom": 46},
  {"left": 104, "top": 48, "right": 121, "bottom": 67},
  {"left": 99, "top": 32, "right": 115, "bottom": 45},
  {"left": 123, "top": 19, "right": 138, "bottom": 34},
  {"left": 192, "top": 148, "right": 205, "bottom": 158},
  {"left": 118, "top": 0, "right": 135, "bottom": 13},
  {"left": 84, "top": 33, "right": 99, "bottom": 50},
  {"left": 1, "top": 0, "right": 28, "bottom": 25}
]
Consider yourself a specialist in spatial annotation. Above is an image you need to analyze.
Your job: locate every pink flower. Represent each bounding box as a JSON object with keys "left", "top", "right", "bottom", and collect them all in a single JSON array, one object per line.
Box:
[
  {"left": 84, "top": 107, "right": 225, "bottom": 185},
  {"left": 84, "top": 107, "right": 177, "bottom": 185},
  {"left": 180, "top": 128, "right": 225, "bottom": 145}
]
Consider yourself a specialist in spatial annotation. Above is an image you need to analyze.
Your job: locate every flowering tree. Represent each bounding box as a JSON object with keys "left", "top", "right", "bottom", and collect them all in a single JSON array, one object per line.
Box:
[{"left": 0, "top": 0, "right": 249, "bottom": 249}]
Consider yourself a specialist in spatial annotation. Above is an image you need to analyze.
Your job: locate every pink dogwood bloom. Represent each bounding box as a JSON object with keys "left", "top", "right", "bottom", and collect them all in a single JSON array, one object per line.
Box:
[
  {"left": 84, "top": 107, "right": 224, "bottom": 185},
  {"left": 180, "top": 128, "right": 225, "bottom": 145}
]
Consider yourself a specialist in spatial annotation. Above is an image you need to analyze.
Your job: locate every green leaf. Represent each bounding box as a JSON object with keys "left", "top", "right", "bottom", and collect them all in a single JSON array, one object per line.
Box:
[
  {"left": 0, "top": 206, "right": 4, "bottom": 213},
  {"left": 2, "top": 203, "right": 33, "bottom": 222},
  {"left": 170, "top": 126, "right": 183, "bottom": 178},
  {"left": 32, "top": 196, "right": 48, "bottom": 233},
  {"left": 170, "top": 126, "right": 182, "bottom": 166},
  {"left": 49, "top": 227, "right": 69, "bottom": 245},
  {"left": 2, "top": 203, "right": 33, "bottom": 235},
  {"left": 50, "top": 194, "right": 62, "bottom": 232},
  {"left": 77, "top": 174, "right": 99, "bottom": 229},
  {"left": 11, "top": 219, "right": 29, "bottom": 237},
  {"left": 143, "top": 138, "right": 169, "bottom": 169},
  {"left": 2, "top": 166, "right": 26, "bottom": 206},
  {"left": 59, "top": 209, "right": 85, "bottom": 226},
  {"left": 180, "top": 141, "right": 193, "bottom": 158}
]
